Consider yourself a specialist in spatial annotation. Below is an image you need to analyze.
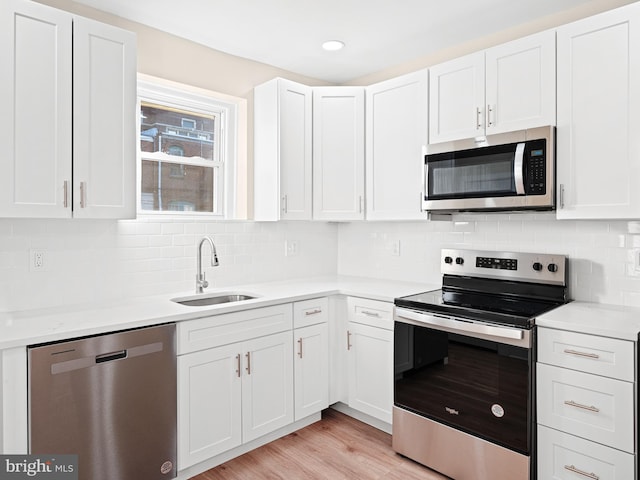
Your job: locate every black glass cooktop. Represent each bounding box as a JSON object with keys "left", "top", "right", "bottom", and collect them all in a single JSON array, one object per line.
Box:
[{"left": 395, "top": 275, "right": 569, "bottom": 329}]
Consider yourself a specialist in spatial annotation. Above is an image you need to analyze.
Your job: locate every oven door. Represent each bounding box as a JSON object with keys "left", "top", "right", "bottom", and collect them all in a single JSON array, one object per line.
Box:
[{"left": 394, "top": 307, "right": 533, "bottom": 455}]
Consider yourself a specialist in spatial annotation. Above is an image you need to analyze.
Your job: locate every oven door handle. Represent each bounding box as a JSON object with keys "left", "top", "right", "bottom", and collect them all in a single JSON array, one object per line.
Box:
[{"left": 395, "top": 307, "right": 524, "bottom": 340}]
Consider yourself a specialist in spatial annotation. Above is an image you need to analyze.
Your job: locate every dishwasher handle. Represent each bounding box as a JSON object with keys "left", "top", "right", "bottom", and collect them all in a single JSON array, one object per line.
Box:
[{"left": 95, "top": 350, "right": 127, "bottom": 364}]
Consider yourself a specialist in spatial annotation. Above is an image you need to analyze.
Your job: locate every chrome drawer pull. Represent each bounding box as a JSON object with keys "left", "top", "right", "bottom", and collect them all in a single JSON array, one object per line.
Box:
[
  {"left": 361, "top": 310, "right": 381, "bottom": 318},
  {"left": 563, "top": 348, "right": 600, "bottom": 359},
  {"left": 564, "top": 400, "right": 600, "bottom": 413},
  {"left": 305, "top": 309, "right": 322, "bottom": 316},
  {"left": 564, "top": 464, "right": 599, "bottom": 480}
]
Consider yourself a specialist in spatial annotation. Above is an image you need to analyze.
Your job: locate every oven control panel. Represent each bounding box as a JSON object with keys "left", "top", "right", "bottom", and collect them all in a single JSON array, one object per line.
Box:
[
  {"left": 476, "top": 256, "right": 518, "bottom": 270},
  {"left": 441, "top": 248, "right": 567, "bottom": 286}
]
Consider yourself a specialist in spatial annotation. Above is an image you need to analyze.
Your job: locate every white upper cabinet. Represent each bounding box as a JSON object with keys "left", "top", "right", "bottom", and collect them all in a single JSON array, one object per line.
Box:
[
  {"left": 365, "top": 70, "right": 428, "bottom": 220},
  {"left": 72, "top": 17, "right": 137, "bottom": 219},
  {"left": 0, "top": 0, "right": 72, "bottom": 218},
  {"left": 254, "top": 78, "right": 313, "bottom": 221},
  {"left": 429, "top": 30, "right": 555, "bottom": 144},
  {"left": 556, "top": 3, "right": 640, "bottom": 219},
  {"left": 429, "top": 52, "right": 485, "bottom": 144},
  {"left": 485, "top": 30, "right": 556, "bottom": 135},
  {"left": 0, "top": 0, "right": 136, "bottom": 219},
  {"left": 312, "top": 87, "right": 365, "bottom": 221}
]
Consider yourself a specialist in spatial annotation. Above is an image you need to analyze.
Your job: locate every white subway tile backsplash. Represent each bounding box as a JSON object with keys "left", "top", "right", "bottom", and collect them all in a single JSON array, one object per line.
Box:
[
  {"left": 0, "top": 218, "right": 338, "bottom": 312},
  {"left": 2, "top": 212, "right": 640, "bottom": 313}
]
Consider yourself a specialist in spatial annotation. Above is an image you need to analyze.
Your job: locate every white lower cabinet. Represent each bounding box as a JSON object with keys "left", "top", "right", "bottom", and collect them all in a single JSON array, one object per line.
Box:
[
  {"left": 294, "top": 322, "right": 329, "bottom": 421},
  {"left": 241, "top": 331, "right": 294, "bottom": 443},
  {"left": 293, "top": 298, "right": 329, "bottom": 421},
  {"left": 537, "top": 326, "right": 637, "bottom": 479},
  {"left": 178, "top": 343, "right": 242, "bottom": 467},
  {"left": 538, "top": 425, "right": 635, "bottom": 480},
  {"left": 177, "top": 305, "right": 294, "bottom": 471},
  {"left": 345, "top": 297, "right": 394, "bottom": 424}
]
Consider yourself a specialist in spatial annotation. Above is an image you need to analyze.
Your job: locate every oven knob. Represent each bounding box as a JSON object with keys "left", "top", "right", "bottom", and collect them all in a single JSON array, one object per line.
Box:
[
  {"left": 455, "top": 257, "right": 464, "bottom": 265},
  {"left": 444, "top": 256, "right": 453, "bottom": 264},
  {"left": 548, "top": 263, "right": 559, "bottom": 273},
  {"left": 532, "top": 262, "right": 543, "bottom": 272}
]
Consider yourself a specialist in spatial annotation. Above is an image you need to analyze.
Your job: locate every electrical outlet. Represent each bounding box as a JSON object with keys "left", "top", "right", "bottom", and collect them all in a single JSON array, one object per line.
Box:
[
  {"left": 285, "top": 240, "right": 299, "bottom": 257},
  {"left": 30, "top": 249, "right": 46, "bottom": 272}
]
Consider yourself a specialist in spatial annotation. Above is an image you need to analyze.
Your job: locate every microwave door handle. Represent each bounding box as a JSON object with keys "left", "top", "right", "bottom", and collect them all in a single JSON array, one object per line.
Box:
[
  {"left": 423, "top": 155, "right": 429, "bottom": 205},
  {"left": 514, "top": 143, "right": 526, "bottom": 195}
]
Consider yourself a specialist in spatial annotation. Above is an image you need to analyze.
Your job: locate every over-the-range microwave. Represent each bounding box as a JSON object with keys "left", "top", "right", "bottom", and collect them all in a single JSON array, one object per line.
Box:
[{"left": 422, "top": 126, "right": 555, "bottom": 213}]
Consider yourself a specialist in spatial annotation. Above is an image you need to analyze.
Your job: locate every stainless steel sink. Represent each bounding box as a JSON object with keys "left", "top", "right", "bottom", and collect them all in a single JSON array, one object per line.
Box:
[{"left": 171, "top": 293, "right": 258, "bottom": 307}]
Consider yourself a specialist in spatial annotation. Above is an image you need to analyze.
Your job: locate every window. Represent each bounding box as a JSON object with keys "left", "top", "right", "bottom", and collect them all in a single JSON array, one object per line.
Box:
[{"left": 137, "top": 75, "right": 242, "bottom": 217}]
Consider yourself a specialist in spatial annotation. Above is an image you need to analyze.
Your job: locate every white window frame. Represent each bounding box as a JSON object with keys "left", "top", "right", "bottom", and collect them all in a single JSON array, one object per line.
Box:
[{"left": 137, "top": 74, "right": 241, "bottom": 218}]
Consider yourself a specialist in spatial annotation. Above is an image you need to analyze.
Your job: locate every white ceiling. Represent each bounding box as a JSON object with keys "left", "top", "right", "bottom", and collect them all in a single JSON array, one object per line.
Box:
[{"left": 76, "top": 0, "right": 597, "bottom": 83}]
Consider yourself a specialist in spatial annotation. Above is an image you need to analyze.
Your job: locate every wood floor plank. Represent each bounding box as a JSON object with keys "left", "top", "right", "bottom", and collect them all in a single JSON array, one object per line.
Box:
[{"left": 190, "top": 409, "right": 450, "bottom": 480}]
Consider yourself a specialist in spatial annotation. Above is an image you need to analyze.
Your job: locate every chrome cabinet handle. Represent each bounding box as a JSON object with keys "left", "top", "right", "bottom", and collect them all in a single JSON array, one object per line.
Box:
[
  {"left": 282, "top": 195, "right": 288, "bottom": 214},
  {"left": 346, "top": 331, "right": 352, "bottom": 350},
  {"left": 305, "top": 309, "right": 322, "bottom": 316},
  {"left": 63, "top": 181, "right": 69, "bottom": 208},
  {"left": 297, "top": 338, "right": 303, "bottom": 358},
  {"left": 236, "top": 354, "right": 241, "bottom": 378},
  {"left": 559, "top": 184, "right": 565, "bottom": 209},
  {"left": 361, "top": 310, "right": 381, "bottom": 318},
  {"left": 564, "top": 348, "right": 599, "bottom": 359},
  {"left": 245, "top": 352, "right": 251, "bottom": 375},
  {"left": 564, "top": 400, "right": 600, "bottom": 413},
  {"left": 80, "top": 181, "right": 87, "bottom": 208},
  {"left": 564, "top": 465, "right": 599, "bottom": 480},
  {"left": 476, "top": 107, "right": 483, "bottom": 130},
  {"left": 487, "top": 104, "right": 495, "bottom": 127}
]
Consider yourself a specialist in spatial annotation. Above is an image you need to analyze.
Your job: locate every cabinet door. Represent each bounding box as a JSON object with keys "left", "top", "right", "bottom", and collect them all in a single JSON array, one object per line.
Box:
[
  {"left": 346, "top": 322, "right": 393, "bottom": 424},
  {"left": 294, "top": 323, "right": 329, "bottom": 421},
  {"left": 538, "top": 425, "right": 635, "bottom": 480},
  {"left": 0, "top": 0, "right": 72, "bottom": 218},
  {"left": 242, "top": 331, "right": 294, "bottom": 443},
  {"left": 366, "top": 70, "right": 428, "bottom": 220},
  {"left": 178, "top": 344, "right": 242, "bottom": 469},
  {"left": 73, "top": 17, "right": 136, "bottom": 219},
  {"left": 254, "top": 78, "right": 312, "bottom": 221},
  {"left": 312, "top": 87, "right": 365, "bottom": 220},
  {"left": 537, "top": 363, "right": 635, "bottom": 453},
  {"left": 279, "top": 80, "right": 313, "bottom": 220},
  {"left": 485, "top": 30, "right": 556, "bottom": 135},
  {"left": 429, "top": 51, "right": 485, "bottom": 144},
  {"left": 557, "top": 3, "right": 640, "bottom": 219}
]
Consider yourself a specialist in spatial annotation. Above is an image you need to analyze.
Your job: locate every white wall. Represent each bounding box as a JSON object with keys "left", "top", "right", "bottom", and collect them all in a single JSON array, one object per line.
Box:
[
  {"left": 0, "top": 219, "right": 337, "bottom": 312},
  {"left": 338, "top": 214, "right": 640, "bottom": 306}
]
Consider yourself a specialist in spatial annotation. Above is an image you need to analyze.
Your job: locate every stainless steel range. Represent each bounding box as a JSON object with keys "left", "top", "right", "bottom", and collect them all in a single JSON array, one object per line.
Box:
[{"left": 392, "top": 248, "right": 569, "bottom": 480}]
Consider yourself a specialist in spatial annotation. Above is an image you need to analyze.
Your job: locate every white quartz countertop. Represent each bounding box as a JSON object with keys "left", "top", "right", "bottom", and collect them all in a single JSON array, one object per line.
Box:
[
  {"left": 0, "top": 276, "right": 435, "bottom": 350},
  {"left": 536, "top": 301, "right": 640, "bottom": 341}
]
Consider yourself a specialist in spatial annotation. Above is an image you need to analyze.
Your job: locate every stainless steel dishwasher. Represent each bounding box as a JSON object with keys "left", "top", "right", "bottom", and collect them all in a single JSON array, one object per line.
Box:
[{"left": 28, "top": 323, "right": 177, "bottom": 480}]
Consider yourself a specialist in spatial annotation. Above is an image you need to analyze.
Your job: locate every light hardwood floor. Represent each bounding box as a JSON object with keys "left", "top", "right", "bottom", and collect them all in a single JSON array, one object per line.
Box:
[{"left": 191, "top": 409, "right": 449, "bottom": 480}]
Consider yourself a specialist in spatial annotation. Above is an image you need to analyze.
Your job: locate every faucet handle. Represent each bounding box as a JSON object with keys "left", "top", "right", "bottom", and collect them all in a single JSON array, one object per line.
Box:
[{"left": 201, "top": 272, "right": 208, "bottom": 289}]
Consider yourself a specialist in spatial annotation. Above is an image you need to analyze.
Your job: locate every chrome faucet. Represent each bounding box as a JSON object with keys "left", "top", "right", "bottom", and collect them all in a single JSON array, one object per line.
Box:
[{"left": 196, "top": 236, "right": 219, "bottom": 293}]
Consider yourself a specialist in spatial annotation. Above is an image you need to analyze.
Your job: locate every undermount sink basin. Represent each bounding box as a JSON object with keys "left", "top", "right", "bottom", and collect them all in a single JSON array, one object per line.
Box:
[{"left": 171, "top": 292, "right": 258, "bottom": 307}]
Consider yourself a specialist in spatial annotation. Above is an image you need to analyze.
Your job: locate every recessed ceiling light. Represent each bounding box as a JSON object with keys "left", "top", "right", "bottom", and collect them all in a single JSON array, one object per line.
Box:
[{"left": 322, "top": 40, "right": 345, "bottom": 51}]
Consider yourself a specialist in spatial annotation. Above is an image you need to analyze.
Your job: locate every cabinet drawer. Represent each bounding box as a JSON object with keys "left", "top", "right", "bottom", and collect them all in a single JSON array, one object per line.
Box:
[
  {"left": 538, "top": 425, "right": 635, "bottom": 480},
  {"left": 537, "top": 363, "right": 634, "bottom": 453},
  {"left": 538, "top": 327, "right": 634, "bottom": 381},
  {"left": 346, "top": 297, "right": 393, "bottom": 330},
  {"left": 177, "top": 304, "right": 293, "bottom": 355},
  {"left": 293, "top": 297, "right": 328, "bottom": 329}
]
